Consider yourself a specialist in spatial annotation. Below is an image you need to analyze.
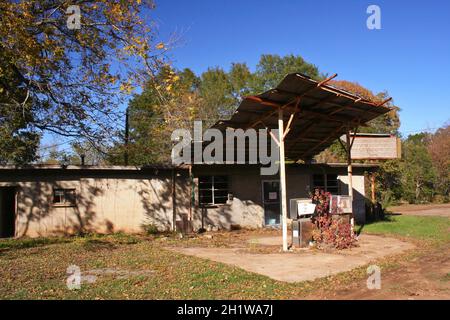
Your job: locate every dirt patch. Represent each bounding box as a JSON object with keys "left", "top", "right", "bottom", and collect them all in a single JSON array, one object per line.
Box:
[
  {"left": 169, "top": 234, "right": 415, "bottom": 283},
  {"left": 308, "top": 244, "right": 450, "bottom": 300},
  {"left": 388, "top": 203, "right": 450, "bottom": 217},
  {"left": 164, "top": 228, "right": 281, "bottom": 249}
]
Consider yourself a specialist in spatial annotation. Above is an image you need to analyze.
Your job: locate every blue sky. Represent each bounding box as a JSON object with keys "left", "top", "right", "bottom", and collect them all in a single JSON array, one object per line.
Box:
[{"left": 152, "top": 0, "right": 450, "bottom": 136}]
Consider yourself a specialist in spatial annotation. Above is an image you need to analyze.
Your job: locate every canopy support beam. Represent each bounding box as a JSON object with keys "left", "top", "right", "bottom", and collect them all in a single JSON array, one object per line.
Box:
[
  {"left": 278, "top": 107, "right": 288, "bottom": 252},
  {"left": 345, "top": 128, "right": 358, "bottom": 233}
]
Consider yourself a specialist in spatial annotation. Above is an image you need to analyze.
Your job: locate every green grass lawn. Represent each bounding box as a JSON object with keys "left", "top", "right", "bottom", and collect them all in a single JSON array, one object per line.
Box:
[
  {"left": 0, "top": 233, "right": 321, "bottom": 299},
  {"left": 360, "top": 215, "right": 450, "bottom": 243}
]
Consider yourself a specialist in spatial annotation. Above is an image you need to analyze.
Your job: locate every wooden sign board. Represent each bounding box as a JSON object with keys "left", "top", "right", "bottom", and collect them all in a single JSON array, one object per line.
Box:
[{"left": 341, "top": 134, "right": 401, "bottom": 160}]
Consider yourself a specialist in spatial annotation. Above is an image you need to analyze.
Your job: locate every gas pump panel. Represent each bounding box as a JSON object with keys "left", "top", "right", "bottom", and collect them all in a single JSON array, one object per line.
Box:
[
  {"left": 329, "top": 195, "right": 353, "bottom": 214},
  {"left": 289, "top": 198, "right": 314, "bottom": 219},
  {"left": 290, "top": 198, "right": 315, "bottom": 248}
]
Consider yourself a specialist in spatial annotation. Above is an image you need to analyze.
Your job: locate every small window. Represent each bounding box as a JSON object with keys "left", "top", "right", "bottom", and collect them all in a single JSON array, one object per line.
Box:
[
  {"left": 312, "top": 174, "right": 339, "bottom": 195},
  {"left": 326, "top": 174, "right": 339, "bottom": 195},
  {"left": 312, "top": 174, "right": 325, "bottom": 190},
  {"left": 198, "top": 176, "right": 229, "bottom": 205},
  {"left": 53, "top": 189, "right": 76, "bottom": 206}
]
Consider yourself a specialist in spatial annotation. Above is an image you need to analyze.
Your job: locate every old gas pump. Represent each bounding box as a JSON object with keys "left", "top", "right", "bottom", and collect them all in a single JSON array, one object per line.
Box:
[{"left": 289, "top": 198, "right": 315, "bottom": 247}]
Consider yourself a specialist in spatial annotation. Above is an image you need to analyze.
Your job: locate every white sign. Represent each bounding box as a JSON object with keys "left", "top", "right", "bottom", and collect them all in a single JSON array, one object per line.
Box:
[
  {"left": 298, "top": 203, "right": 316, "bottom": 215},
  {"left": 268, "top": 192, "right": 277, "bottom": 200}
]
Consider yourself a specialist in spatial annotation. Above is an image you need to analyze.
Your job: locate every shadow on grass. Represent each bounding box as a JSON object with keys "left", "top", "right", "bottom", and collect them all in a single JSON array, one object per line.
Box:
[
  {"left": 81, "top": 239, "right": 118, "bottom": 251},
  {"left": 0, "top": 237, "right": 72, "bottom": 252},
  {"left": 0, "top": 232, "right": 142, "bottom": 253}
]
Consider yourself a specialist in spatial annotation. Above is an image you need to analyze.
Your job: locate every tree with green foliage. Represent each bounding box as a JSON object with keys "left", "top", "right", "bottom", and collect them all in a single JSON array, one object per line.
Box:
[
  {"left": 427, "top": 124, "right": 450, "bottom": 199},
  {"left": 111, "top": 54, "right": 324, "bottom": 165},
  {"left": 252, "top": 54, "right": 324, "bottom": 92},
  {"left": 108, "top": 66, "right": 212, "bottom": 165},
  {"left": 399, "top": 133, "right": 437, "bottom": 203}
]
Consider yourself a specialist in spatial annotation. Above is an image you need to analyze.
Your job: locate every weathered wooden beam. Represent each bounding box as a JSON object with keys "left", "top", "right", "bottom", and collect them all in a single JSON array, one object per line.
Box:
[
  {"left": 346, "top": 130, "right": 355, "bottom": 233},
  {"left": 244, "top": 98, "right": 360, "bottom": 131},
  {"left": 317, "top": 73, "right": 338, "bottom": 86},
  {"left": 283, "top": 98, "right": 301, "bottom": 140},
  {"left": 299, "top": 124, "right": 346, "bottom": 157},
  {"left": 299, "top": 109, "right": 356, "bottom": 123},
  {"left": 247, "top": 94, "right": 377, "bottom": 121},
  {"left": 329, "top": 98, "right": 362, "bottom": 116},
  {"left": 285, "top": 121, "right": 317, "bottom": 147},
  {"left": 272, "top": 88, "right": 381, "bottom": 117},
  {"left": 269, "top": 130, "right": 280, "bottom": 147},
  {"left": 245, "top": 73, "right": 338, "bottom": 130},
  {"left": 245, "top": 97, "right": 297, "bottom": 130},
  {"left": 376, "top": 97, "right": 392, "bottom": 107}
]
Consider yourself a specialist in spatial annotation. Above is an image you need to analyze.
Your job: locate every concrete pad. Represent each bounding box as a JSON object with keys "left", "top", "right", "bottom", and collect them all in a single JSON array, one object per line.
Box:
[{"left": 169, "top": 234, "right": 414, "bottom": 283}]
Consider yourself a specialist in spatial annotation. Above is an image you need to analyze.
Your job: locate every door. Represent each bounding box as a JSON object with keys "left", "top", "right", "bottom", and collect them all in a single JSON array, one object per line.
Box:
[
  {"left": 0, "top": 187, "right": 16, "bottom": 238},
  {"left": 262, "top": 180, "right": 280, "bottom": 225}
]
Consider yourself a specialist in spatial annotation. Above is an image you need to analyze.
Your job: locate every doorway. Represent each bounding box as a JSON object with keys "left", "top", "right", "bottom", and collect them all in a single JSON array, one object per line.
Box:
[
  {"left": 0, "top": 187, "right": 16, "bottom": 238},
  {"left": 262, "top": 180, "right": 280, "bottom": 225}
]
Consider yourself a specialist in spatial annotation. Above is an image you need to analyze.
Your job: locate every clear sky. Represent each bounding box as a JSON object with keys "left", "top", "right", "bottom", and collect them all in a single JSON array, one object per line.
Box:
[{"left": 152, "top": 0, "right": 450, "bottom": 136}]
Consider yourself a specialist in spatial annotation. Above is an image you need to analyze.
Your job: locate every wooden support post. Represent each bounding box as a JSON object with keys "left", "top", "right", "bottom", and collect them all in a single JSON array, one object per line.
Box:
[
  {"left": 278, "top": 108, "right": 288, "bottom": 252},
  {"left": 346, "top": 131, "right": 355, "bottom": 232},
  {"left": 124, "top": 107, "right": 129, "bottom": 165},
  {"left": 172, "top": 168, "right": 177, "bottom": 232},
  {"left": 189, "top": 165, "right": 193, "bottom": 221},
  {"left": 371, "top": 173, "right": 376, "bottom": 204}
]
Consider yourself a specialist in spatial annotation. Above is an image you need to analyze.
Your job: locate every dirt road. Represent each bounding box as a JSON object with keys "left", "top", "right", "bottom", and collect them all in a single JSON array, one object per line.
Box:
[
  {"left": 388, "top": 203, "right": 450, "bottom": 217},
  {"left": 309, "top": 244, "right": 450, "bottom": 300}
]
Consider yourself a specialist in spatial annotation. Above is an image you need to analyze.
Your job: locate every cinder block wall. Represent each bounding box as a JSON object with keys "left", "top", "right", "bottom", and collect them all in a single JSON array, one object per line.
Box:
[
  {"left": 0, "top": 168, "right": 190, "bottom": 237},
  {"left": 0, "top": 164, "right": 370, "bottom": 237},
  {"left": 191, "top": 164, "right": 369, "bottom": 230}
]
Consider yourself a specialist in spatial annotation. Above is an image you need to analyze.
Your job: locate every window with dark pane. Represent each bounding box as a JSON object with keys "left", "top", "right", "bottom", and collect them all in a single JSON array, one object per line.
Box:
[
  {"left": 198, "top": 176, "right": 229, "bottom": 205},
  {"left": 312, "top": 174, "right": 339, "bottom": 194},
  {"left": 53, "top": 189, "right": 76, "bottom": 206},
  {"left": 312, "top": 174, "right": 325, "bottom": 190},
  {"left": 53, "top": 189, "right": 65, "bottom": 204},
  {"left": 326, "top": 174, "right": 339, "bottom": 194}
]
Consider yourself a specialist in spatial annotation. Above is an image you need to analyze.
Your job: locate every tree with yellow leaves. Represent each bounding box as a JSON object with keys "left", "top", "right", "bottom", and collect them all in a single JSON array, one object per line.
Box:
[{"left": 0, "top": 0, "right": 170, "bottom": 163}]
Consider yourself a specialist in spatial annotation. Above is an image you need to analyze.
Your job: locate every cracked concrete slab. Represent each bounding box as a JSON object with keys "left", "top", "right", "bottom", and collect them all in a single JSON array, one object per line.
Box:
[{"left": 169, "top": 234, "right": 414, "bottom": 283}]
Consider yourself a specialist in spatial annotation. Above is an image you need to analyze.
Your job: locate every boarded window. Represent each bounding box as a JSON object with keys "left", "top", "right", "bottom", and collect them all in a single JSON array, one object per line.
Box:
[
  {"left": 198, "top": 176, "right": 229, "bottom": 205},
  {"left": 312, "top": 174, "right": 339, "bottom": 195},
  {"left": 53, "top": 189, "right": 76, "bottom": 206}
]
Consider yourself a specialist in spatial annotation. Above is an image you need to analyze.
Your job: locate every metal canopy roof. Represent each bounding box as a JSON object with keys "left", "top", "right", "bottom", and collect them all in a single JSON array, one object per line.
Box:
[{"left": 212, "top": 73, "right": 392, "bottom": 161}]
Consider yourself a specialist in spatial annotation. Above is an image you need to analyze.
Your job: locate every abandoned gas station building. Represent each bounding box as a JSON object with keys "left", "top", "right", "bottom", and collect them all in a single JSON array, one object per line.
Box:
[{"left": 0, "top": 73, "right": 396, "bottom": 239}]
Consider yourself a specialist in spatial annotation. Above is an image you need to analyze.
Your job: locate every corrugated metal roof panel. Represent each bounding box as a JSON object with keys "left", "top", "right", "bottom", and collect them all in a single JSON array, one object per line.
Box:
[{"left": 213, "top": 73, "right": 392, "bottom": 161}]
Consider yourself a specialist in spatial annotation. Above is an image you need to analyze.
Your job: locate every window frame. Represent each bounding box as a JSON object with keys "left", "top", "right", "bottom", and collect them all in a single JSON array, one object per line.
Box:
[
  {"left": 52, "top": 188, "right": 76, "bottom": 207},
  {"left": 198, "top": 175, "right": 229, "bottom": 206},
  {"left": 312, "top": 173, "right": 339, "bottom": 195}
]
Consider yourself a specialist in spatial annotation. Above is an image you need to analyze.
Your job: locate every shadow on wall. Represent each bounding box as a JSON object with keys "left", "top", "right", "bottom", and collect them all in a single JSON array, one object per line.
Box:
[
  {"left": 192, "top": 198, "right": 265, "bottom": 231},
  {"left": 138, "top": 169, "right": 195, "bottom": 232},
  {"left": 138, "top": 170, "right": 262, "bottom": 233},
  {"left": 11, "top": 168, "right": 270, "bottom": 236},
  {"left": 137, "top": 176, "right": 173, "bottom": 232},
  {"left": 15, "top": 169, "right": 191, "bottom": 237},
  {"left": 18, "top": 181, "right": 104, "bottom": 237}
]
